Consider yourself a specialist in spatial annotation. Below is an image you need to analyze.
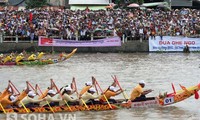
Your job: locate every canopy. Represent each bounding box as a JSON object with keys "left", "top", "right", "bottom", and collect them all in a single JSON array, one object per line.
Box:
[{"left": 127, "top": 3, "right": 140, "bottom": 7}]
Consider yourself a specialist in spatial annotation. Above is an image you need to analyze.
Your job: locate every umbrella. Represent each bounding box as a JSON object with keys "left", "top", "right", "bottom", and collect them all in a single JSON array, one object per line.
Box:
[
  {"left": 105, "top": 5, "right": 113, "bottom": 9},
  {"left": 127, "top": 3, "right": 140, "bottom": 8},
  {"left": 157, "top": 4, "right": 167, "bottom": 8},
  {"left": 109, "top": 3, "right": 116, "bottom": 7}
]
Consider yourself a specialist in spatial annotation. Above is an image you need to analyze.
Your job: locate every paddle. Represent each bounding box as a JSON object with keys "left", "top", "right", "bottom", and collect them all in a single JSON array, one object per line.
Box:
[
  {"left": 9, "top": 80, "right": 20, "bottom": 96},
  {"left": 9, "top": 81, "right": 29, "bottom": 113},
  {"left": 92, "top": 77, "right": 99, "bottom": 95},
  {"left": 34, "top": 83, "right": 55, "bottom": 113},
  {"left": 112, "top": 75, "right": 129, "bottom": 100},
  {"left": 72, "top": 77, "right": 90, "bottom": 110},
  {"left": 92, "top": 77, "right": 113, "bottom": 109},
  {"left": 0, "top": 103, "right": 6, "bottom": 114},
  {"left": 50, "top": 79, "right": 73, "bottom": 112}
]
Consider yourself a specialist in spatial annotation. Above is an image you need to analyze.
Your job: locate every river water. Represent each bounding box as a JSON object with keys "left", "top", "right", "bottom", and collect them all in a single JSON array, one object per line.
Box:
[{"left": 0, "top": 53, "right": 200, "bottom": 120}]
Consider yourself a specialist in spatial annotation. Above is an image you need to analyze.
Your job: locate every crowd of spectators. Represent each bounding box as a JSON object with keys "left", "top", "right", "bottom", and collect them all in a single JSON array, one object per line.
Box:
[{"left": 0, "top": 7, "right": 199, "bottom": 41}]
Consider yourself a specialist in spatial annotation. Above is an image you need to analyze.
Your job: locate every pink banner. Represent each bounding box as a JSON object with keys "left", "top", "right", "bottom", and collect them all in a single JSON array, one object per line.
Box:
[{"left": 38, "top": 36, "right": 121, "bottom": 47}]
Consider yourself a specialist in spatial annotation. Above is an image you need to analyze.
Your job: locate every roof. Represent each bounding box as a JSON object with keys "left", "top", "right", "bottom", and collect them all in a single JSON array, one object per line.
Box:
[
  {"left": 69, "top": 0, "right": 109, "bottom": 5},
  {"left": 141, "top": 2, "right": 168, "bottom": 7},
  {"left": 8, "top": 0, "right": 25, "bottom": 6}
]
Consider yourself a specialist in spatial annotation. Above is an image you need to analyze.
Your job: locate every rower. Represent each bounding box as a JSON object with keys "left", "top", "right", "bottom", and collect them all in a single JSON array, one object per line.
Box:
[
  {"left": 0, "top": 86, "right": 13, "bottom": 101},
  {"left": 15, "top": 86, "right": 30, "bottom": 106},
  {"left": 39, "top": 90, "right": 61, "bottom": 107},
  {"left": 0, "top": 94, "right": 17, "bottom": 109},
  {"left": 15, "top": 53, "right": 24, "bottom": 63},
  {"left": 79, "top": 88, "right": 100, "bottom": 105},
  {"left": 79, "top": 82, "right": 93, "bottom": 97},
  {"left": 0, "top": 54, "right": 3, "bottom": 63},
  {"left": 99, "top": 86, "right": 123, "bottom": 104},
  {"left": 3, "top": 55, "right": 13, "bottom": 64},
  {"left": 59, "top": 87, "right": 78, "bottom": 106},
  {"left": 19, "top": 91, "right": 43, "bottom": 108},
  {"left": 28, "top": 54, "right": 36, "bottom": 61},
  {"left": 38, "top": 79, "right": 55, "bottom": 99},
  {"left": 129, "top": 80, "right": 153, "bottom": 102},
  {"left": 37, "top": 52, "right": 45, "bottom": 60}
]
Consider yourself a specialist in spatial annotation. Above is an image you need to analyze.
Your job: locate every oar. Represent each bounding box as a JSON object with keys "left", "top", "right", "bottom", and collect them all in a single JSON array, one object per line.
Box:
[
  {"left": 92, "top": 77, "right": 99, "bottom": 95},
  {"left": 72, "top": 77, "right": 89, "bottom": 110},
  {"left": 50, "top": 79, "right": 73, "bottom": 112},
  {"left": 9, "top": 80, "right": 20, "bottom": 95},
  {"left": 112, "top": 75, "right": 129, "bottom": 100},
  {"left": 9, "top": 81, "right": 29, "bottom": 113},
  {"left": 35, "top": 84, "right": 55, "bottom": 113},
  {"left": 0, "top": 103, "right": 6, "bottom": 114},
  {"left": 93, "top": 77, "right": 113, "bottom": 109}
]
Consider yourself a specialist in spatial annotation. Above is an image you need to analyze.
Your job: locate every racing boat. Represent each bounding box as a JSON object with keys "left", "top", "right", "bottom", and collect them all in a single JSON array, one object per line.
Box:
[
  {"left": 1, "top": 83, "right": 199, "bottom": 114},
  {"left": 0, "top": 48, "right": 77, "bottom": 66}
]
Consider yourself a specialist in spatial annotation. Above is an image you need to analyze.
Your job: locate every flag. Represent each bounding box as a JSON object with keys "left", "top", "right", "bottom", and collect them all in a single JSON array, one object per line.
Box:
[
  {"left": 194, "top": 90, "right": 199, "bottom": 99},
  {"left": 29, "top": 12, "right": 33, "bottom": 22}
]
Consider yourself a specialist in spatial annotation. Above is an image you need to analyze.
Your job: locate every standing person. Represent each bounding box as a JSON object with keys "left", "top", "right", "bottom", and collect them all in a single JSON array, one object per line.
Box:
[{"left": 129, "top": 80, "right": 153, "bottom": 102}]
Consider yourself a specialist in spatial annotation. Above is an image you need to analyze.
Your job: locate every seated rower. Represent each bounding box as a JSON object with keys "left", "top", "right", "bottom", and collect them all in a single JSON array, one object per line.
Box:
[
  {"left": 3, "top": 55, "right": 13, "bottom": 64},
  {"left": 0, "top": 54, "right": 3, "bottom": 63},
  {"left": 80, "top": 88, "right": 100, "bottom": 105},
  {"left": 129, "top": 80, "right": 153, "bottom": 102},
  {"left": 0, "top": 94, "right": 17, "bottom": 109},
  {"left": 19, "top": 91, "right": 43, "bottom": 108},
  {"left": 28, "top": 54, "right": 36, "bottom": 61},
  {"left": 99, "top": 86, "right": 123, "bottom": 104},
  {"left": 15, "top": 53, "right": 24, "bottom": 63},
  {"left": 38, "top": 79, "right": 55, "bottom": 99},
  {"left": 59, "top": 87, "right": 78, "bottom": 106},
  {"left": 37, "top": 52, "right": 45, "bottom": 60},
  {"left": 40, "top": 90, "right": 61, "bottom": 107},
  {"left": 0, "top": 85, "right": 13, "bottom": 101},
  {"left": 15, "top": 85, "right": 30, "bottom": 106},
  {"left": 79, "top": 82, "right": 93, "bottom": 97}
]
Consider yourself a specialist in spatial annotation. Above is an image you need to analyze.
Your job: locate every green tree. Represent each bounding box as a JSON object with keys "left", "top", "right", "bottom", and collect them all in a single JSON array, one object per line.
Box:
[
  {"left": 138, "top": 0, "right": 144, "bottom": 5},
  {"left": 25, "top": 0, "right": 47, "bottom": 9},
  {"left": 130, "top": 0, "right": 138, "bottom": 3}
]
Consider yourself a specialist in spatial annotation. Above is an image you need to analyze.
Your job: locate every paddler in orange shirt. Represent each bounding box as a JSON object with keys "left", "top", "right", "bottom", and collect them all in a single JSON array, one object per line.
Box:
[
  {"left": 79, "top": 82, "right": 93, "bottom": 97},
  {"left": 0, "top": 94, "right": 18, "bottom": 109},
  {"left": 0, "top": 85, "right": 13, "bottom": 101},
  {"left": 38, "top": 79, "right": 55, "bottom": 99},
  {"left": 99, "top": 86, "right": 123, "bottom": 104}
]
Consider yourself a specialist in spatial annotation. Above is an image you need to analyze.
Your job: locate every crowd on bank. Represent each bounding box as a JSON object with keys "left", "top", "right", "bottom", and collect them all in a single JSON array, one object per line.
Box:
[{"left": 0, "top": 8, "right": 199, "bottom": 41}]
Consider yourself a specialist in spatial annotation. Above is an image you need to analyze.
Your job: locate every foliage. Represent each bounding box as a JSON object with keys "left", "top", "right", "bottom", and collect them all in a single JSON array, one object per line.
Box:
[{"left": 25, "top": 0, "right": 47, "bottom": 9}]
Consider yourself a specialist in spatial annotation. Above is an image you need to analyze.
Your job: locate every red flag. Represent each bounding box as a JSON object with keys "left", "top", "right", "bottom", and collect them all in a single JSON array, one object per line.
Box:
[
  {"left": 194, "top": 90, "right": 199, "bottom": 99},
  {"left": 29, "top": 12, "right": 33, "bottom": 22}
]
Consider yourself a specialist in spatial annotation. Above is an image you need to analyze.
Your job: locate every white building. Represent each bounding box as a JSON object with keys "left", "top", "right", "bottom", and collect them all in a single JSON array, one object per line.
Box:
[{"left": 69, "top": 0, "right": 110, "bottom": 10}]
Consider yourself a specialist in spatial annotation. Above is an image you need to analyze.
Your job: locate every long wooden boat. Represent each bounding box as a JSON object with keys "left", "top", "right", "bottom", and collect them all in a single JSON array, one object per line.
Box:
[
  {"left": 1, "top": 83, "right": 199, "bottom": 114},
  {"left": 0, "top": 48, "right": 77, "bottom": 66}
]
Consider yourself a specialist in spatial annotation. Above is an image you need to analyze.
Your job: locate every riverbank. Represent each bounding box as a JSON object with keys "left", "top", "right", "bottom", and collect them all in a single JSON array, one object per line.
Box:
[{"left": 0, "top": 40, "right": 149, "bottom": 53}]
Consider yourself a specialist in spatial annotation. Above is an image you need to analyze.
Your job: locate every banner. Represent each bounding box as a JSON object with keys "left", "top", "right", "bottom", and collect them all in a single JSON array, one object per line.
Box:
[
  {"left": 149, "top": 36, "right": 200, "bottom": 52},
  {"left": 38, "top": 36, "right": 121, "bottom": 47}
]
